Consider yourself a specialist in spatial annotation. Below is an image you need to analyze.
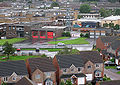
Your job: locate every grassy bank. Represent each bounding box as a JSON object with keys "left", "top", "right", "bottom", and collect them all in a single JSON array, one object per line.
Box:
[{"left": 48, "top": 37, "right": 89, "bottom": 44}]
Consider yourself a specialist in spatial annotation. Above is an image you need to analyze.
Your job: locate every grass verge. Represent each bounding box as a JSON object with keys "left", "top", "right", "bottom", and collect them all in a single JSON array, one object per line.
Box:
[
  {"left": 105, "top": 66, "right": 116, "bottom": 69},
  {"left": 48, "top": 37, "right": 89, "bottom": 44},
  {"left": 0, "top": 38, "right": 26, "bottom": 46}
]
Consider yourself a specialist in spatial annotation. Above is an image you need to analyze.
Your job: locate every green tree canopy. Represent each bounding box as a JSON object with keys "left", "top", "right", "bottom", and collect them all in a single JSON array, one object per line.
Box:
[
  {"left": 103, "top": 23, "right": 109, "bottom": 27},
  {"left": 114, "top": 9, "right": 120, "bottom": 15},
  {"left": 79, "top": 4, "right": 91, "bottom": 13},
  {"left": 114, "top": 24, "right": 120, "bottom": 30},
  {"left": 109, "top": 23, "right": 114, "bottom": 28},
  {"left": 2, "top": 42, "right": 15, "bottom": 59},
  {"left": 51, "top": 2, "right": 59, "bottom": 8},
  {"left": 65, "top": 80, "right": 72, "bottom": 85},
  {"left": 99, "top": 8, "right": 112, "bottom": 17}
]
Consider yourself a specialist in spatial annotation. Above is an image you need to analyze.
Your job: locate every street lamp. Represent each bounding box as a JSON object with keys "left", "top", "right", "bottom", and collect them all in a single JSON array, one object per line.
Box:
[{"left": 53, "top": 32, "right": 56, "bottom": 48}]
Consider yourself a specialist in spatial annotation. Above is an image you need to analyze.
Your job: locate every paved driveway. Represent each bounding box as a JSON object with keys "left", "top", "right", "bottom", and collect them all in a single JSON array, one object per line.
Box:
[{"left": 104, "top": 69, "right": 120, "bottom": 80}]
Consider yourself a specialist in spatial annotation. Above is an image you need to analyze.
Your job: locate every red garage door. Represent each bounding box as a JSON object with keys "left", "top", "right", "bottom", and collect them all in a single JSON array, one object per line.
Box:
[{"left": 47, "top": 32, "right": 53, "bottom": 39}]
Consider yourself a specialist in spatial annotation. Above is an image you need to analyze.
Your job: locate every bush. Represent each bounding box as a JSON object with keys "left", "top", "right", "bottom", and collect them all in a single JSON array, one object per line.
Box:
[
  {"left": 62, "top": 32, "right": 71, "bottom": 37},
  {"left": 41, "top": 54, "right": 47, "bottom": 57},
  {"left": 80, "top": 33, "right": 84, "bottom": 37},
  {"left": 84, "top": 33, "right": 89, "bottom": 38}
]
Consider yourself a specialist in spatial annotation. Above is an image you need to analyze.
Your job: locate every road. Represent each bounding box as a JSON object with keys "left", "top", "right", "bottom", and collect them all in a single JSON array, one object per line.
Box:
[
  {"left": 13, "top": 44, "right": 93, "bottom": 51},
  {"left": 104, "top": 69, "right": 120, "bottom": 80}
]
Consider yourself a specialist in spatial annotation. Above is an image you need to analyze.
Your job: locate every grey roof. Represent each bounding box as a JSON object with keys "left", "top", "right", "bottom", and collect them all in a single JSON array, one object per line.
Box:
[
  {"left": 110, "top": 39, "right": 120, "bottom": 50},
  {"left": 15, "top": 77, "right": 36, "bottom": 85},
  {"left": 0, "top": 60, "right": 28, "bottom": 77},
  {"left": 60, "top": 73, "right": 86, "bottom": 78},
  {"left": 56, "top": 51, "right": 103, "bottom": 69},
  {"left": 28, "top": 57, "right": 56, "bottom": 73},
  {"left": 79, "top": 51, "right": 103, "bottom": 64},
  {"left": 100, "top": 36, "right": 119, "bottom": 43},
  {"left": 100, "top": 80, "right": 120, "bottom": 85}
]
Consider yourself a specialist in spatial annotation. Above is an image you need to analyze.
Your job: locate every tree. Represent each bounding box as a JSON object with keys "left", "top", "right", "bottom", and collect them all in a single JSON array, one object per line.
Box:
[
  {"left": 84, "top": 33, "right": 89, "bottom": 38},
  {"left": 114, "top": 24, "right": 120, "bottom": 30},
  {"left": 41, "top": 54, "right": 47, "bottom": 57},
  {"left": 103, "top": 23, "right": 108, "bottom": 27},
  {"left": 100, "top": 8, "right": 112, "bottom": 17},
  {"left": 57, "top": 47, "right": 79, "bottom": 55},
  {"left": 62, "top": 32, "right": 71, "bottom": 37},
  {"left": 114, "top": 9, "right": 120, "bottom": 15},
  {"left": 65, "top": 80, "right": 72, "bottom": 85},
  {"left": 2, "top": 42, "right": 15, "bottom": 59},
  {"left": 60, "top": 81, "right": 65, "bottom": 85},
  {"left": 99, "top": 8, "right": 107, "bottom": 17},
  {"left": 79, "top": 4, "right": 91, "bottom": 13},
  {"left": 51, "top": 2, "right": 59, "bottom": 8},
  {"left": 109, "top": 23, "right": 114, "bottom": 28},
  {"left": 80, "top": 33, "right": 84, "bottom": 37}
]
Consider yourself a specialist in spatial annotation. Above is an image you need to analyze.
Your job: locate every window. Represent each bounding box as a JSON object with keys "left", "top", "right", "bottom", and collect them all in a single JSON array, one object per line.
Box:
[
  {"left": 96, "top": 64, "right": 99, "bottom": 67},
  {"left": 78, "top": 68, "right": 81, "bottom": 71},
  {"left": 63, "top": 69, "right": 67, "bottom": 72},
  {"left": 13, "top": 26, "right": 15, "bottom": 30},
  {"left": 88, "top": 66, "right": 91, "bottom": 69},
  {"left": 45, "top": 72, "right": 51, "bottom": 77},
  {"left": 71, "top": 68, "right": 74, "bottom": 72},
  {"left": 9, "top": 26, "right": 11, "bottom": 30},
  {"left": 12, "top": 77, "right": 16, "bottom": 81},
  {"left": 35, "top": 74, "right": 40, "bottom": 79},
  {"left": 3, "top": 77, "right": 8, "bottom": 82},
  {"left": 104, "top": 43, "right": 108, "bottom": 46}
]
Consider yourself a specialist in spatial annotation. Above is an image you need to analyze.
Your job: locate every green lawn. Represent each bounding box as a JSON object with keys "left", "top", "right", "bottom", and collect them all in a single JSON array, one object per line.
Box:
[
  {"left": 56, "top": 37, "right": 69, "bottom": 40},
  {"left": 116, "top": 71, "right": 120, "bottom": 74},
  {"left": 21, "top": 48, "right": 62, "bottom": 52},
  {"left": 0, "top": 38, "right": 26, "bottom": 46},
  {"left": 48, "top": 37, "right": 89, "bottom": 44},
  {"left": 105, "top": 66, "right": 117, "bottom": 69},
  {"left": 0, "top": 55, "right": 41, "bottom": 61}
]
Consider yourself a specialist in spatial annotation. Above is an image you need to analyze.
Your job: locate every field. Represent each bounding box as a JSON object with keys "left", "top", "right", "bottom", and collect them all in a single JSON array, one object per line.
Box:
[
  {"left": 0, "top": 38, "right": 26, "bottom": 46},
  {"left": 48, "top": 37, "right": 89, "bottom": 44}
]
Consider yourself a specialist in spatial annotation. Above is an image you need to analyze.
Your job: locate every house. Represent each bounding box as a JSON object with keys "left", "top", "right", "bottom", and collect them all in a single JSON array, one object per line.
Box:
[
  {"left": 15, "top": 77, "right": 37, "bottom": 85},
  {"left": 107, "top": 39, "right": 120, "bottom": 65},
  {"left": 89, "top": 28, "right": 112, "bottom": 39},
  {"left": 26, "top": 57, "right": 56, "bottom": 85},
  {"left": 53, "top": 51, "right": 104, "bottom": 85},
  {"left": 98, "top": 80, "right": 120, "bottom": 85},
  {"left": 0, "top": 60, "right": 28, "bottom": 84},
  {"left": 96, "top": 36, "right": 119, "bottom": 50}
]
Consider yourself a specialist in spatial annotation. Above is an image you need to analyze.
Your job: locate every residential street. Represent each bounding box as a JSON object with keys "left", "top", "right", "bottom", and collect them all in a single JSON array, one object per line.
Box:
[{"left": 104, "top": 69, "right": 120, "bottom": 80}]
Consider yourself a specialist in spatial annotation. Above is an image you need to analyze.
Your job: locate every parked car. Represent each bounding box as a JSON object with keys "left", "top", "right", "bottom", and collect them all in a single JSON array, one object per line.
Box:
[
  {"left": 116, "top": 66, "right": 120, "bottom": 70},
  {"left": 104, "top": 61, "right": 117, "bottom": 66},
  {"left": 57, "top": 43, "right": 65, "bottom": 46}
]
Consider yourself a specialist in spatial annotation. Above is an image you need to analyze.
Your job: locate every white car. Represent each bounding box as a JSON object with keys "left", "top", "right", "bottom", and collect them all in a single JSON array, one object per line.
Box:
[
  {"left": 57, "top": 43, "right": 65, "bottom": 46},
  {"left": 116, "top": 66, "right": 120, "bottom": 70}
]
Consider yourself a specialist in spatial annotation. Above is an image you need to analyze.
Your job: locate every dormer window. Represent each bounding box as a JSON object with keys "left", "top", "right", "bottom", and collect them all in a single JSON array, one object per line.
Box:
[{"left": 35, "top": 74, "right": 40, "bottom": 79}]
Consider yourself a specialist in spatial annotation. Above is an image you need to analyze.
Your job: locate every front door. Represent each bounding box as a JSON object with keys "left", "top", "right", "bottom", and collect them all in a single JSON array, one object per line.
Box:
[{"left": 45, "top": 79, "right": 53, "bottom": 85}]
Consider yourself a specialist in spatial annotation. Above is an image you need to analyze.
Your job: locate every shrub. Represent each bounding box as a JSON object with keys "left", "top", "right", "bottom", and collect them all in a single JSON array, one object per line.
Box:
[
  {"left": 84, "top": 33, "right": 89, "bottom": 38},
  {"left": 80, "top": 33, "right": 84, "bottom": 37}
]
